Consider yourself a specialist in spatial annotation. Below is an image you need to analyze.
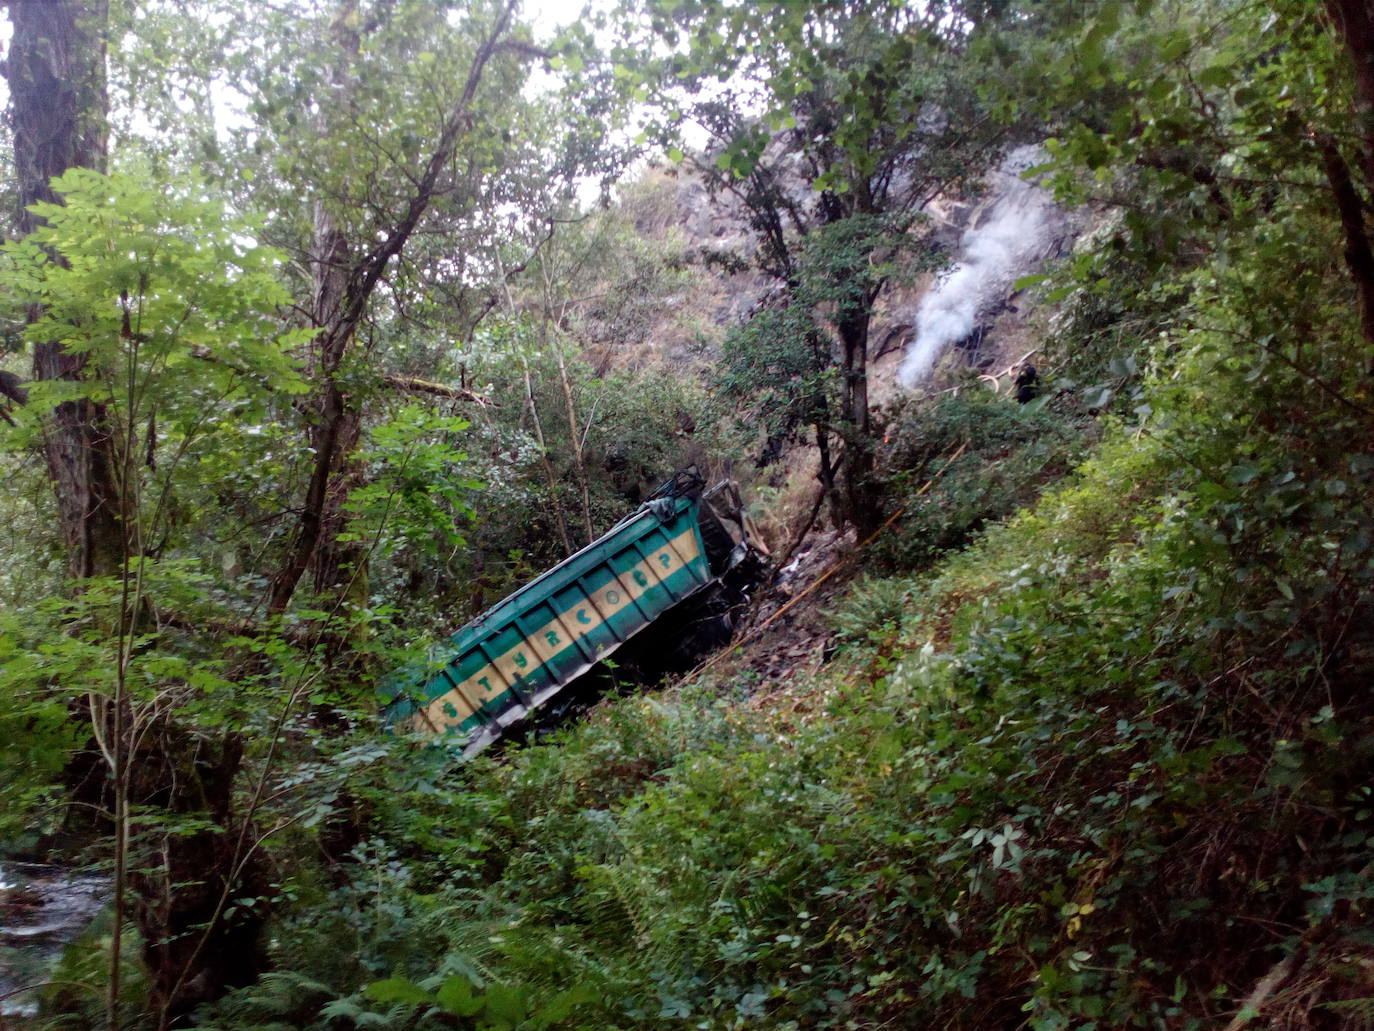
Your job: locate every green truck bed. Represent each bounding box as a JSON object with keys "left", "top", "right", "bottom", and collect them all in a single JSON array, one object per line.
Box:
[{"left": 382, "top": 477, "right": 749, "bottom": 757}]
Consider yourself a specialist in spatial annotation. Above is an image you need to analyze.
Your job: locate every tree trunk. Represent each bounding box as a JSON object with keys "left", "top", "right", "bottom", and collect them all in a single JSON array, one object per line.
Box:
[
  {"left": 837, "top": 306, "right": 879, "bottom": 537},
  {"left": 6, "top": 0, "right": 125, "bottom": 579},
  {"left": 521, "top": 352, "right": 576, "bottom": 557},
  {"left": 6, "top": 8, "right": 266, "bottom": 1026},
  {"left": 814, "top": 421, "right": 841, "bottom": 529},
  {"left": 266, "top": 0, "right": 519, "bottom": 616},
  {"left": 1316, "top": 136, "right": 1374, "bottom": 356},
  {"left": 128, "top": 730, "right": 270, "bottom": 1031},
  {"left": 305, "top": 205, "right": 367, "bottom": 602},
  {"left": 1325, "top": 0, "right": 1374, "bottom": 188},
  {"left": 552, "top": 337, "right": 596, "bottom": 543},
  {"left": 1319, "top": 6, "right": 1374, "bottom": 361}
]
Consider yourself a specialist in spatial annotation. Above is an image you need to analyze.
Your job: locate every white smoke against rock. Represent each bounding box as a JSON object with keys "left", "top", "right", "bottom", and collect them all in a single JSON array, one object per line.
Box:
[{"left": 899, "top": 145, "right": 1060, "bottom": 387}]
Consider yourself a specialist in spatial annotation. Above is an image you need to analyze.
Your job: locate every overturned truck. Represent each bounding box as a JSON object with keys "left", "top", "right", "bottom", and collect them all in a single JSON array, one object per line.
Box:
[{"left": 382, "top": 470, "right": 763, "bottom": 757}]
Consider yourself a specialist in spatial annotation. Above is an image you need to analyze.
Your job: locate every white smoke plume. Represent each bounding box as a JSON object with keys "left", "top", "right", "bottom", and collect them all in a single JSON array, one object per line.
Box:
[{"left": 899, "top": 145, "right": 1060, "bottom": 387}]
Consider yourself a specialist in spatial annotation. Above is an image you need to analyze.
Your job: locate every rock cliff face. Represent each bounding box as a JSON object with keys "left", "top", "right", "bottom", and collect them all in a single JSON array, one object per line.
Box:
[
  {"left": 610, "top": 145, "right": 1083, "bottom": 411},
  {"left": 899, "top": 145, "right": 1078, "bottom": 387}
]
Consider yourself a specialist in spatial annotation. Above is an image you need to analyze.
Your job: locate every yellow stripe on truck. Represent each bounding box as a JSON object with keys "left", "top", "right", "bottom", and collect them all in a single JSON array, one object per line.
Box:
[{"left": 412, "top": 526, "right": 702, "bottom": 735}]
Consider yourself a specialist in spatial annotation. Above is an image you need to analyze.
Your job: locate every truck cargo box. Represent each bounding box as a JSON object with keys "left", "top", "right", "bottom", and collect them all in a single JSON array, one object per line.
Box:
[{"left": 382, "top": 471, "right": 757, "bottom": 757}]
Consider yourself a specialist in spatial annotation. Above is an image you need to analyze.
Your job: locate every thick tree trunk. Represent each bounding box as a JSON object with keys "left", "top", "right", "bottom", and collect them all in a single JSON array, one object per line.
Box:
[
  {"left": 128, "top": 731, "right": 270, "bottom": 1031},
  {"left": 266, "top": 2, "right": 363, "bottom": 616},
  {"left": 838, "top": 307, "right": 879, "bottom": 538},
  {"left": 1325, "top": 0, "right": 1374, "bottom": 187},
  {"left": 305, "top": 206, "right": 367, "bottom": 601},
  {"left": 7, "top": 8, "right": 265, "bottom": 1027},
  {"left": 6, "top": 0, "right": 125, "bottom": 579}
]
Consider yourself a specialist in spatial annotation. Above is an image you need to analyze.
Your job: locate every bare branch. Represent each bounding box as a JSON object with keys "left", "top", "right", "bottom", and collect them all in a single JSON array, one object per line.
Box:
[{"left": 382, "top": 374, "right": 497, "bottom": 406}]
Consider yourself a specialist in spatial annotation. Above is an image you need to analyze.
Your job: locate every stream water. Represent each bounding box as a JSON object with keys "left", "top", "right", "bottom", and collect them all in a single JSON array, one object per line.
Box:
[{"left": 0, "top": 861, "right": 108, "bottom": 1019}]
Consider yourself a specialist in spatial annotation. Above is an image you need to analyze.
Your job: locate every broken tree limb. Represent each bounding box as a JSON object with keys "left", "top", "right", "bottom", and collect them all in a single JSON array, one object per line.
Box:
[
  {"left": 382, "top": 374, "right": 496, "bottom": 407},
  {"left": 1221, "top": 948, "right": 1302, "bottom": 1031},
  {"left": 694, "top": 440, "right": 969, "bottom": 678},
  {"left": 768, "top": 453, "right": 847, "bottom": 587}
]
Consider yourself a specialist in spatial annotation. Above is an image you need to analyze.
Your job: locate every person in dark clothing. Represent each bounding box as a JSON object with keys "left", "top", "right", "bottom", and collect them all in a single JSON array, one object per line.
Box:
[{"left": 1014, "top": 363, "right": 1039, "bottom": 404}]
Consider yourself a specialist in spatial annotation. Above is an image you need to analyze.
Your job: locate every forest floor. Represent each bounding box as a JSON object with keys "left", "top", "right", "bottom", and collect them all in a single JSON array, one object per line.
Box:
[{"left": 703, "top": 524, "right": 859, "bottom": 695}]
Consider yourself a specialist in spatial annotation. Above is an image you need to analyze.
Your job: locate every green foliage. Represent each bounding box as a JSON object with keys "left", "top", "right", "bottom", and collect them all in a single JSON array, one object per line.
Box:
[
  {"left": 826, "top": 575, "right": 916, "bottom": 648},
  {"left": 714, "top": 213, "right": 938, "bottom": 463},
  {"left": 353, "top": 973, "right": 597, "bottom": 1030},
  {"left": 455, "top": 317, "right": 716, "bottom": 572},
  {"left": 0, "top": 168, "right": 310, "bottom": 602},
  {"left": 37, "top": 911, "right": 147, "bottom": 1031},
  {"left": 0, "top": 170, "right": 309, "bottom": 841},
  {"left": 198, "top": 4, "right": 1374, "bottom": 1026},
  {"left": 620, "top": 0, "right": 1020, "bottom": 527},
  {"left": 874, "top": 391, "right": 1090, "bottom": 569},
  {"left": 5, "top": 168, "right": 307, "bottom": 408},
  {"left": 9, "top": 2, "right": 1374, "bottom": 1029},
  {"left": 0, "top": 624, "right": 83, "bottom": 846},
  {"left": 714, "top": 302, "right": 830, "bottom": 454},
  {"left": 345, "top": 404, "right": 477, "bottom": 560}
]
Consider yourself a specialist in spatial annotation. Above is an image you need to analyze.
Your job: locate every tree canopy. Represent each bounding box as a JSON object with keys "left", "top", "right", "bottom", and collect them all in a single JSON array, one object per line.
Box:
[{"left": 5, "top": 1, "right": 1374, "bottom": 1028}]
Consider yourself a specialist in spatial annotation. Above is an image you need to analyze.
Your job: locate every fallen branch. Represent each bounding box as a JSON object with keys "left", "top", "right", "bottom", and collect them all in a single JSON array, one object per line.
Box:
[
  {"left": 382, "top": 374, "right": 496, "bottom": 407},
  {"left": 1221, "top": 948, "right": 1302, "bottom": 1031},
  {"left": 984, "top": 348, "right": 1040, "bottom": 393},
  {"left": 770, "top": 485, "right": 828, "bottom": 582},
  {"left": 185, "top": 355, "right": 498, "bottom": 408},
  {"left": 766, "top": 453, "right": 848, "bottom": 587},
  {"left": 694, "top": 440, "right": 969, "bottom": 678}
]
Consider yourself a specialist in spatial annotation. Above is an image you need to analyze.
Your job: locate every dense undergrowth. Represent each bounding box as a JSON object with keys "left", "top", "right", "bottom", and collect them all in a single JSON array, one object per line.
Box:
[
  {"left": 16, "top": 2, "right": 1374, "bottom": 1028},
  {"left": 187, "top": 169, "right": 1374, "bottom": 1031}
]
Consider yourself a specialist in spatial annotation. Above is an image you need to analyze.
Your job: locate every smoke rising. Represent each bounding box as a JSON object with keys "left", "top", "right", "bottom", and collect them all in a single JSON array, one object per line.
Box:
[{"left": 899, "top": 145, "right": 1061, "bottom": 387}]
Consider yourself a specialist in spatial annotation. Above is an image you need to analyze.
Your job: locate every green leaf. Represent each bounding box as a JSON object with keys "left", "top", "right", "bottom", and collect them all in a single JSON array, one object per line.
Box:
[
  {"left": 1159, "top": 31, "right": 1190, "bottom": 62},
  {"left": 482, "top": 983, "right": 528, "bottom": 1027},
  {"left": 435, "top": 975, "right": 483, "bottom": 1016},
  {"left": 533, "top": 984, "right": 598, "bottom": 1024},
  {"left": 1198, "top": 64, "right": 1233, "bottom": 89},
  {"left": 364, "top": 977, "right": 433, "bottom": 1006}
]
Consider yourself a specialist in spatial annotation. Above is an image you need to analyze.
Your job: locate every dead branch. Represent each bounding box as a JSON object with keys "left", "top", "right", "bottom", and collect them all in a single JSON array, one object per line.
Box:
[
  {"left": 696, "top": 440, "right": 969, "bottom": 677},
  {"left": 382, "top": 374, "right": 496, "bottom": 407},
  {"left": 1221, "top": 949, "right": 1302, "bottom": 1031}
]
